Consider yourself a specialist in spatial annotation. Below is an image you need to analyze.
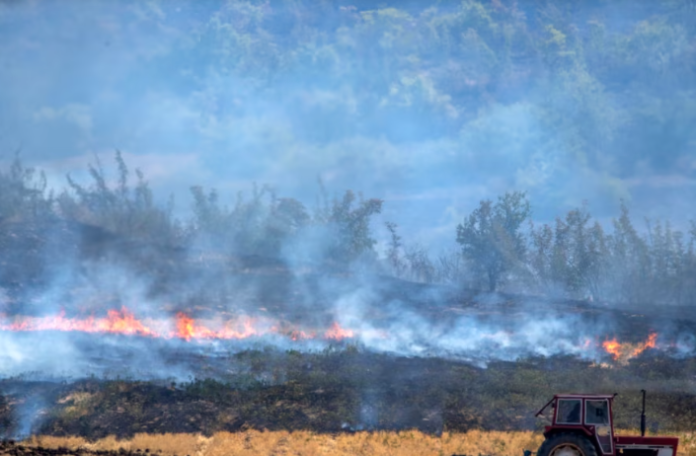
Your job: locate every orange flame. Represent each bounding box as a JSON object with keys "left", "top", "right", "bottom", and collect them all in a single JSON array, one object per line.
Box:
[
  {"left": 0, "top": 307, "right": 358, "bottom": 343},
  {"left": 175, "top": 312, "right": 217, "bottom": 341},
  {"left": 324, "top": 322, "right": 355, "bottom": 340},
  {"left": 0, "top": 308, "right": 157, "bottom": 337},
  {"left": 602, "top": 333, "right": 658, "bottom": 364},
  {"left": 602, "top": 338, "right": 621, "bottom": 360}
]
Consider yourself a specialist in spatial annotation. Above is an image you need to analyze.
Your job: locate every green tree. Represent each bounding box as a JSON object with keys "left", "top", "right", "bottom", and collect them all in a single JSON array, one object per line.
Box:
[
  {"left": 607, "top": 201, "right": 649, "bottom": 304},
  {"left": 316, "top": 190, "right": 383, "bottom": 265},
  {"left": 0, "top": 153, "right": 52, "bottom": 222},
  {"left": 385, "top": 221, "right": 405, "bottom": 276},
  {"left": 584, "top": 220, "right": 610, "bottom": 301},
  {"left": 60, "top": 151, "right": 181, "bottom": 245},
  {"left": 456, "top": 191, "right": 530, "bottom": 291},
  {"left": 529, "top": 221, "right": 554, "bottom": 292}
]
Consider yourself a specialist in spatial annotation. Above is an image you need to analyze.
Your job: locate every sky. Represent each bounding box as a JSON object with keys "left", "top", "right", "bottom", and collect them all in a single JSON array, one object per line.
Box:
[{"left": 1, "top": 0, "right": 695, "bottom": 254}]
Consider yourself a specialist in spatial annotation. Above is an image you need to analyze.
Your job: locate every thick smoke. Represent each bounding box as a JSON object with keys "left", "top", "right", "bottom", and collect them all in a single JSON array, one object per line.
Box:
[{"left": 0, "top": 0, "right": 695, "bottom": 382}]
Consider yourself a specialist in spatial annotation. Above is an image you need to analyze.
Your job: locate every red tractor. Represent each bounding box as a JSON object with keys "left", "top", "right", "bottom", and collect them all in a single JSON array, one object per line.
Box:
[{"left": 535, "top": 391, "right": 678, "bottom": 456}]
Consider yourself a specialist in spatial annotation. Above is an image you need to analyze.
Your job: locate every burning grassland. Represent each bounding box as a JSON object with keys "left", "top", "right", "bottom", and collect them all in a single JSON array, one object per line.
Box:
[
  {"left": 1, "top": 295, "right": 693, "bottom": 382},
  {"left": 2, "top": 225, "right": 696, "bottom": 441},
  {"left": 0, "top": 308, "right": 355, "bottom": 342}
]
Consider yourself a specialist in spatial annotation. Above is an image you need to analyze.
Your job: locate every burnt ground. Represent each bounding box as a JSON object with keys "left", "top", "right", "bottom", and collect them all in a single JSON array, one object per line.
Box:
[
  {"left": 2, "top": 269, "right": 696, "bottom": 440},
  {"left": 1, "top": 350, "right": 696, "bottom": 440}
]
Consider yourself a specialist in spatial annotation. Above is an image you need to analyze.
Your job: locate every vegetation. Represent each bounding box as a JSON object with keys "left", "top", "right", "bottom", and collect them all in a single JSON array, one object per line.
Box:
[
  {"left": 1, "top": 0, "right": 696, "bottom": 442},
  {"left": 26, "top": 430, "right": 548, "bottom": 456},
  {"left": 2, "top": 350, "right": 696, "bottom": 439},
  {"left": 2, "top": 0, "right": 696, "bottom": 303},
  {"left": 19, "top": 428, "right": 696, "bottom": 456},
  {"left": 2, "top": 152, "right": 696, "bottom": 305}
]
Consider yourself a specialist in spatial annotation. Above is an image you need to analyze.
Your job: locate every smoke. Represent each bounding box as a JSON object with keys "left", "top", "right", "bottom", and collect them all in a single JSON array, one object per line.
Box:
[
  {"left": 11, "top": 394, "right": 46, "bottom": 440},
  {"left": 0, "top": 0, "right": 694, "bottom": 390},
  {"left": 1, "top": 1, "right": 694, "bottom": 244},
  {"left": 0, "top": 256, "right": 692, "bottom": 382},
  {"left": 1, "top": 197, "right": 694, "bottom": 381}
]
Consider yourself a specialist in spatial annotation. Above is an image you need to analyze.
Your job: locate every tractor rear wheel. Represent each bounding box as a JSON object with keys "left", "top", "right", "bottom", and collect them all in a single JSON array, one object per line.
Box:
[{"left": 537, "top": 433, "right": 598, "bottom": 456}]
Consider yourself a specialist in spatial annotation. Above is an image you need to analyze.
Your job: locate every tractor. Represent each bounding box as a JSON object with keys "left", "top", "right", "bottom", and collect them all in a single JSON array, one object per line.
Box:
[{"left": 535, "top": 391, "right": 679, "bottom": 456}]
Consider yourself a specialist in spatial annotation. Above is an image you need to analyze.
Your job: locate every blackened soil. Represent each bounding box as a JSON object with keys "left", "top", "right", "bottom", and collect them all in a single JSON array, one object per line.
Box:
[{"left": 1, "top": 351, "right": 696, "bottom": 440}]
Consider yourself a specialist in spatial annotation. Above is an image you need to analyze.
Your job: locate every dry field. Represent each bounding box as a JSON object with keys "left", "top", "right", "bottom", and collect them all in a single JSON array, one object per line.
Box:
[{"left": 21, "top": 429, "right": 696, "bottom": 456}]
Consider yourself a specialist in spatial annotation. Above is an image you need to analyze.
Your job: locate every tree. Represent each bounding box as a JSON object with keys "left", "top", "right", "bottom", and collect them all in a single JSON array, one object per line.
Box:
[
  {"left": 607, "top": 201, "right": 649, "bottom": 304},
  {"left": 456, "top": 191, "right": 530, "bottom": 291},
  {"left": 319, "top": 190, "right": 383, "bottom": 265},
  {"left": 385, "top": 221, "right": 405, "bottom": 276},
  {"left": 529, "top": 221, "right": 554, "bottom": 292},
  {"left": 61, "top": 151, "right": 181, "bottom": 245},
  {"left": 0, "top": 153, "right": 52, "bottom": 222}
]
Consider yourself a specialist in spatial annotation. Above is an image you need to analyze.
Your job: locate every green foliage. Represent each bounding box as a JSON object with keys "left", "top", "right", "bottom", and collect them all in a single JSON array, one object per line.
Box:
[
  {"left": 2, "top": 1, "right": 696, "bottom": 300},
  {"left": 385, "top": 221, "right": 405, "bottom": 276},
  {"left": 314, "top": 189, "right": 383, "bottom": 265},
  {"left": 0, "top": 154, "right": 52, "bottom": 222},
  {"left": 515, "top": 198, "right": 696, "bottom": 304},
  {"left": 383, "top": 221, "right": 438, "bottom": 282},
  {"left": 188, "top": 183, "right": 382, "bottom": 265},
  {"left": 456, "top": 191, "right": 531, "bottom": 291},
  {"left": 59, "top": 151, "right": 183, "bottom": 246}
]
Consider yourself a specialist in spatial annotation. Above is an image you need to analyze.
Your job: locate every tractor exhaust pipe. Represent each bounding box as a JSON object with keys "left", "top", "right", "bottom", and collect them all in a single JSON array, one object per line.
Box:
[{"left": 641, "top": 389, "right": 646, "bottom": 437}]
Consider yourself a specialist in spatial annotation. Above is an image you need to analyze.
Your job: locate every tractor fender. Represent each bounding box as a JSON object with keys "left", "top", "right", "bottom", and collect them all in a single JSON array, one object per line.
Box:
[
  {"left": 537, "top": 432, "right": 601, "bottom": 456},
  {"left": 543, "top": 426, "right": 595, "bottom": 439}
]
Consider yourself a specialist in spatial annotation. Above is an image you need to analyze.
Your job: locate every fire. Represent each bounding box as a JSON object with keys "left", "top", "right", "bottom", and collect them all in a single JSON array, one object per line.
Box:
[
  {"left": 290, "top": 330, "right": 315, "bottom": 341},
  {"left": 175, "top": 312, "right": 217, "bottom": 341},
  {"left": 601, "top": 332, "right": 658, "bottom": 364},
  {"left": 324, "top": 322, "right": 355, "bottom": 340},
  {"left": 0, "top": 307, "right": 665, "bottom": 364},
  {"left": 602, "top": 338, "right": 621, "bottom": 360},
  {"left": 176, "top": 314, "right": 271, "bottom": 340},
  {"left": 0, "top": 307, "right": 358, "bottom": 343},
  {"left": 219, "top": 317, "right": 263, "bottom": 340},
  {"left": 0, "top": 307, "right": 157, "bottom": 338},
  {"left": 101, "top": 308, "right": 158, "bottom": 337}
]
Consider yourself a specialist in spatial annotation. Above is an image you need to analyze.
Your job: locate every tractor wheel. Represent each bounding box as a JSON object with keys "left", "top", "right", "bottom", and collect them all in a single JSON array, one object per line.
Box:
[{"left": 537, "top": 433, "right": 598, "bottom": 456}]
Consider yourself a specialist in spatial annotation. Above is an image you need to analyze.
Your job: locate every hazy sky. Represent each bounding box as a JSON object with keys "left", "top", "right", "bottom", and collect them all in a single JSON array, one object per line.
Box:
[{"left": 1, "top": 0, "right": 695, "bottom": 252}]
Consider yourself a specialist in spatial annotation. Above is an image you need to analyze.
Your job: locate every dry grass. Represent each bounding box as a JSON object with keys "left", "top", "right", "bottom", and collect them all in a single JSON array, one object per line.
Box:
[{"left": 23, "top": 430, "right": 696, "bottom": 456}]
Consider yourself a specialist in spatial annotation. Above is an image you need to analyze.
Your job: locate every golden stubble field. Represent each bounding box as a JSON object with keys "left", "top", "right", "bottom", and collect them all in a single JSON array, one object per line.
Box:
[{"left": 23, "top": 429, "right": 696, "bottom": 456}]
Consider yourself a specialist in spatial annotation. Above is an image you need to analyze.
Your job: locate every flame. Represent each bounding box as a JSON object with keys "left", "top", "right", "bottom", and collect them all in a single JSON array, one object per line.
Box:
[
  {"left": 324, "top": 322, "right": 355, "bottom": 340},
  {"left": 0, "top": 307, "right": 358, "bottom": 343},
  {"left": 175, "top": 312, "right": 217, "bottom": 341},
  {"left": 290, "top": 330, "right": 315, "bottom": 341},
  {"left": 219, "top": 317, "right": 263, "bottom": 339},
  {"left": 602, "top": 338, "right": 622, "bottom": 360},
  {"left": 0, "top": 307, "right": 157, "bottom": 337},
  {"left": 0, "top": 307, "right": 665, "bottom": 364},
  {"left": 602, "top": 332, "right": 658, "bottom": 364}
]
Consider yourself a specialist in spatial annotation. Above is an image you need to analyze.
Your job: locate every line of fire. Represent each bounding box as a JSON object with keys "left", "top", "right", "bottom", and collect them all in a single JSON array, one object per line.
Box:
[{"left": 0, "top": 307, "right": 663, "bottom": 364}]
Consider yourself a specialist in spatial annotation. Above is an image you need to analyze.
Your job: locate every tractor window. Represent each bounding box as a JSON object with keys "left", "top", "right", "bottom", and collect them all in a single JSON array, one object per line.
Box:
[
  {"left": 586, "top": 400, "right": 609, "bottom": 425},
  {"left": 556, "top": 399, "right": 582, "bottom": 424},
  {"left": 587, "top": 400, "right": 613, "bottom": 454}
]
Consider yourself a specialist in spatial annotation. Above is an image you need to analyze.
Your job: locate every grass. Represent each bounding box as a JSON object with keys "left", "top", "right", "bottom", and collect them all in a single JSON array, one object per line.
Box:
[
  {"left": 24, "top": 430, "right": 543, "bottom": 456},
  {"left": 23, "top": 429, "right": 696, "bottom": 456}
]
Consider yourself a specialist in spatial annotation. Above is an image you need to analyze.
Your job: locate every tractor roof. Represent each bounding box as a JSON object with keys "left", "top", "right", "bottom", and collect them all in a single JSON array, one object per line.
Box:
[
  {"left": 535, "top": 394, "right": 616, "bottom": 417},
  {"left": 554, "top": 394, "right": 616, "bottom": 399}
]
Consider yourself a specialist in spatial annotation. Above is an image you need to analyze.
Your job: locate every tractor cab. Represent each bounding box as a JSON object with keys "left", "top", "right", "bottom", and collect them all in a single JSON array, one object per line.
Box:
[
  {"left": 536, "top": 394, "right": 615, "bottom": 455},
  {"left": 535, "top": 392, "right": 678, "bottom": 456}
]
